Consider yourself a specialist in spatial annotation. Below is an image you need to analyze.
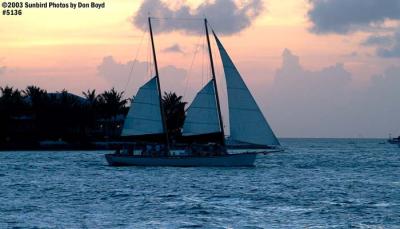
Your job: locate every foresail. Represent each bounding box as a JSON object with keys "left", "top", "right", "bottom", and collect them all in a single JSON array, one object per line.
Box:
[
  {"left": 122, "top": 77, "right": 164, "bottom": 136},
  {"left": 182, "top": 80, "right": 221, "bottom": 136},
  {"left": 214, "top": 34, "right": 280, "bottom": 146}
]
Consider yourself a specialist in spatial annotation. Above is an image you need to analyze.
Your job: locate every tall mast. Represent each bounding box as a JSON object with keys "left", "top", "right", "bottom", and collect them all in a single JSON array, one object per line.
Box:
[
  {"left": 148, "top": 17, "right": 170, "bottom": 151},
  {"left": 204, "top": 18, "right": 225, "bottom": 146}
]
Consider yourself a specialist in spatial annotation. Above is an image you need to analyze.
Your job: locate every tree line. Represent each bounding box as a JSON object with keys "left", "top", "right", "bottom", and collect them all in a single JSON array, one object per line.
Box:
[{"left": 0, "top": 86, "right": 186, "bottom": 147}]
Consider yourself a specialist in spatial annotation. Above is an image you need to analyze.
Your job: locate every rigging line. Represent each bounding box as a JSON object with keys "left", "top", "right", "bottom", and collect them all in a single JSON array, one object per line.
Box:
[
  {"left": 144, "top": 26, "right": 149, "bottom": 79},
  {"left": 123, "top": 27, "right": 148, "bottom": 95},
  {"left": 148, "top": 33, "right": 151, "bottom": 78},
  {"left": 207, "top": 21, "right": 216, "bottom": 33},
  {"left": 146, "top": 31, "right": 153, "bottom": 79},
  {"left": 201, "top": 31, "right": 205, "bottom": 87},
  {"left": 206, "top": 34, "right": 211, "bottom": 83},
  {"left": 149, "top": 32, "right": 152, "bottom": 79},
  {"left": 183, "top": 28, "right": 205, "bottom": 99}
]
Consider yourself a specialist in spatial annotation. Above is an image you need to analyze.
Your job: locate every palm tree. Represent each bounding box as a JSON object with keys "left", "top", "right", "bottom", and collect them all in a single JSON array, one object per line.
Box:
[
  {"left": 98, "top": 88, "right": 128, "bottom": 137},
  {"left": 82, "top": 89, "right": 99, "bottom": 137},
  {"left": 162, "top": 92, "right": 187, "bottom": 138},
  {"left": 34, "top": 89, "right": 83, "bottom": 141},
  {"left": 23, "top": 86, "right": 48, "bottom": 119},
  {"left": 24, "top": 86, "right": 47, "bottom": 99},
  {"left": 83, "top": 89, "right": 98, "bottom": 107},
  {"left": 23, "top": 86, "right": 48, "bottom": 139},
  {"left": 0, "top": 86, "right": 26, "bottom": 116},
  {"left": 98, "top": 88, "right": 127, "bottom": 119},
  {"left": 0, "top": 86, "right": 27, "bottom": 143}
]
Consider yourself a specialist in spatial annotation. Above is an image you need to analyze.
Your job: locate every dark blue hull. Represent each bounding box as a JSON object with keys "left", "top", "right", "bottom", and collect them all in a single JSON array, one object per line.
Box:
[{"left": 105, "top": 152, "right": 258, "bottom": 167}]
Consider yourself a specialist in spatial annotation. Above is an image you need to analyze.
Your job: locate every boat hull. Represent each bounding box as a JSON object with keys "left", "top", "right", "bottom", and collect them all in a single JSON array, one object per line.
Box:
[
  {"left": 105, "top": 153, "right": 258, "bottom": 167},
  {"left": 388, "top": 139, "right": 400, "bottom": 144}
]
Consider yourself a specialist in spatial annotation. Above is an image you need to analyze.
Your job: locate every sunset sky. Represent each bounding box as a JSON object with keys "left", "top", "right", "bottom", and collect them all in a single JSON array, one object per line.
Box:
[{"left": 1, "top": 0, "right": 400, "bottom": 138}]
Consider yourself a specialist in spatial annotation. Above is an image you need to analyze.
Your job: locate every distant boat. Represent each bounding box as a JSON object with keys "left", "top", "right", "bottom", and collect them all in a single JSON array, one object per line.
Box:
[
  {"left": 105, "top": 17, "right": 281, "bottom": 167},
  {"left": 388, "top": 135, "right": 400, "bottom": 144}
]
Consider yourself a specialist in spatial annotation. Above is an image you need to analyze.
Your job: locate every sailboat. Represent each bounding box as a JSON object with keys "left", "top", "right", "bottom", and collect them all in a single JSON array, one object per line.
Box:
[
  {"left": 105, "top": 18, "right": 281, "bottom": 167},
  {"left": 388, "top": 134, "right": 400, "bottom": 144}
]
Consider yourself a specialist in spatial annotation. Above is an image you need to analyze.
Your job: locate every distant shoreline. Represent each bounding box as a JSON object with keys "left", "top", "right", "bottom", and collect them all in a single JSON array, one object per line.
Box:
[{"left": 0, "top": 138, "right": 387, "bottom": 151}]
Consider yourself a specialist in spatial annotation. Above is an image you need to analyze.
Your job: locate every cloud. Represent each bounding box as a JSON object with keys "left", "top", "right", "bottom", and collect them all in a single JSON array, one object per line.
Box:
[
  {"left": 369, "top": 66, "right": 400, "bottom": 96},
  {"left": 342, "top": 51, "right": 358, "bottom": 58},
  {"left": 97, "top": 56, "right": 187, "bottom": 97},
  {"left": 359, "top": 66, "right": 400, "bottom": 135},
  {"left": 162, "top": 44, "right": 184, "bottom": 53},
  {"left": 308, "top": 0, "right": 400, "bottom": 58},
  {"left": 362, "top": 35, "right": 393, "bottom": 46},
  {"left": 275, "top": 49, "right": 351, "bottom": 88},
  {"left": 0, "top": 57, "right": 188, "bottom": 99},
  {"left": 360, "top": 28, "right": 400, "bottom": 58},
  {"left": 132, "top": 0, "right": 264, "bottom": 35},
  {"left": 268, "top": 49, "right": 353, "bottom": 137},
  {"left": 308, "top": 0, "right": 400, "bottom": 34},
  {"left": 0, "top": 66, "right": 108, "bottom": 95},
  {"left": 97, "top": 56, "right": 148, "bottom": 91},
  {"left": 0, "top": 66, "right": 5, "bottom": 75},
  {"left": 376, "top": 29, "right": 400, "bottom": 57},
  {"left": 266, "top": 48, "right": 400, "bottom": 138}
]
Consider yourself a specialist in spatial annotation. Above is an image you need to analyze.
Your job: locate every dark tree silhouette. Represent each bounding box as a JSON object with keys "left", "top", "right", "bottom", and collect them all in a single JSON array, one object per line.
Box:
[
  {"left": 41, "top": 90, "right": 81, "bottom": 140},
  {"left": 23, "top": 86, "right": 48, "bottom": 139},
  {"left": 83, "top": 89, "right": 98, "bottom": 107},
  {"left": 0, "top": 86, "right": 26, "bottom": 115},
  {"left": 24, "top": 86, "right": 47, "bottom": 117},
  {"left": 0, "top": 86, "right": 27, "bottom": 143},
  {"left": 162, "top": 92, "right": 187, "bottom": 138},
  {"left": 82, "top": 89, "right": 99, "bottom": 133},
  {"left": 24, "top": 86, "right": 47, "bottom": 99},
  {"left": 98, "top": 88, "right": 127, "bottom": 119},
  {"left": 97, "top": 88, "right": 128, "bottom": 137},
  {"left": 0, "top": 85, "right": 187, "bottom": 148}
]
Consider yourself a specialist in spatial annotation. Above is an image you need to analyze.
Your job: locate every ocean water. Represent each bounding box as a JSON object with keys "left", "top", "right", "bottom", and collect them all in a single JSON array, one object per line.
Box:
[{"left": 0, "top": 139, "right": 399, "bottom": 228}]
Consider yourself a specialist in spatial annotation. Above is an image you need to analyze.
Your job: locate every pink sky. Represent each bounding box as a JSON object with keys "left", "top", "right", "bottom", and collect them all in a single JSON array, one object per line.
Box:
[{"left": 1, "top": 0, "right": 399, "bottom": 138}]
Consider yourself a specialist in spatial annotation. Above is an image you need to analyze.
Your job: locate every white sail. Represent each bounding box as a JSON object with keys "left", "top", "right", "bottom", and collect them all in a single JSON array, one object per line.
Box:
[
  {"left": 182, "top": 80, "right": 221, "bottom": 136},
  {"left": 121, "top": 77, "right": 164, "bottom": 136},
  {"left": 214, "top": 34, "right": 280, "bottom": 146}
]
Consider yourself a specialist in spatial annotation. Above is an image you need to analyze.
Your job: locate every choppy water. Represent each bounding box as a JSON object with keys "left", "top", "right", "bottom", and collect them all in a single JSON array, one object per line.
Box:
[{"left": 0, "top": 139, "right": 399, "bottom": 228}]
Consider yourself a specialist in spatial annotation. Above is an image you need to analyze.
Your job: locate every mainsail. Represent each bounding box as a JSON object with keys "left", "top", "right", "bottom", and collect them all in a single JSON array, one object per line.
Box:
[
  {"left": 182, "top": 80, "right": 221, "bottom": 136},
  {"left": 214, "top": 34, "right": 280, "bottom": 146},
  {"left": 121, "top": 77, "right": 164, "bottom": 136}
]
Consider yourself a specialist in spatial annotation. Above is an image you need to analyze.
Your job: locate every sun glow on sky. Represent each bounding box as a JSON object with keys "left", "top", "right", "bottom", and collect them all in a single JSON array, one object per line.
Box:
[
  {"left": 0, "top": 0, "right": 335, "bottom": 69},
  {"left": 1, "top": 0, "right": 397, "bottom": 100}
]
